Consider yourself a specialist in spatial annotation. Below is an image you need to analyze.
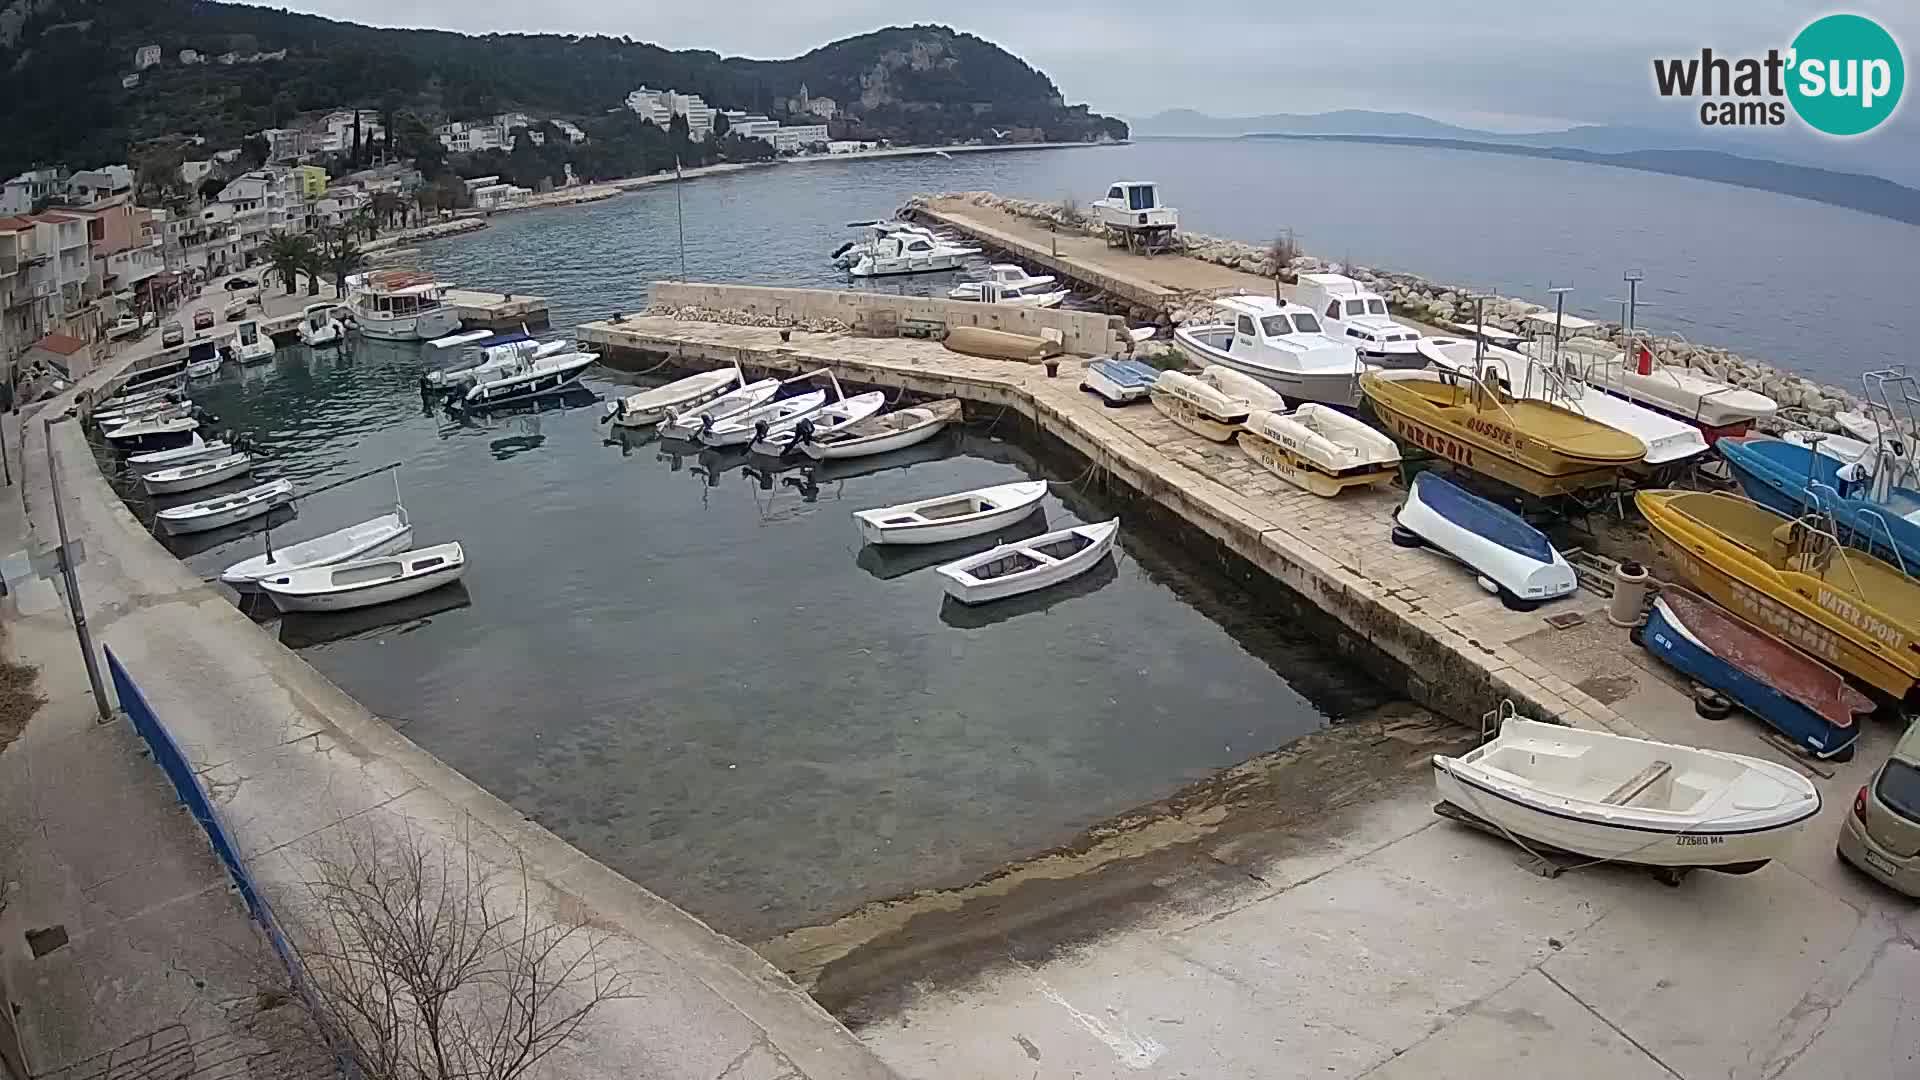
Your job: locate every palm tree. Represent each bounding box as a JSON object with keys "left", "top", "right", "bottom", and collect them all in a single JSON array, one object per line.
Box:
[
  {"left": 346, "top": 209, "right": 379, "bottom": 244},
  {"left": 321, "top": 227, "right": 368, "bottom": 297},
  {"left": 370, "top": 190, "right": 403, "bottom": 231},
  {"left": 300, "top": 246, "right": 326, "bottom": 296},
  {"left": 263, "top": 232, "right": 315, "bottom": 294}
]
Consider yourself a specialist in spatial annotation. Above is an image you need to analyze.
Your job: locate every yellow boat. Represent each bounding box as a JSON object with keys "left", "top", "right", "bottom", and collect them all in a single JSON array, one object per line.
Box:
[
  {"left": 1638, "top": 489, "right": 1920, "bottom": 700},
  {"left": 1360, "top": 369, "right": 1644, "bottom": 496}
]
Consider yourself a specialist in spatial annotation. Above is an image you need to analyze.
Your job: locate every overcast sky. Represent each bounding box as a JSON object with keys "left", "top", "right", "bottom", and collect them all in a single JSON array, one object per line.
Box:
[{"left": 280, "top": 2, "right": 1916, "bottom": 141}]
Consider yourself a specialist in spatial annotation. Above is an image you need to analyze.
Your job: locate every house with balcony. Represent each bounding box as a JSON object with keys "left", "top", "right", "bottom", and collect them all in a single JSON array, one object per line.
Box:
[
  {"left": 0, "top": 169, "right": 68, "bottom": 215},
  {"left": 1, "top": 217, "right": 59, "bottom": 374},
  {"left": 259, "top": 128, "right": 307, "bottom": 163},
  {"left": 67, "top": 165, "right": 135, "bottom": 204}
]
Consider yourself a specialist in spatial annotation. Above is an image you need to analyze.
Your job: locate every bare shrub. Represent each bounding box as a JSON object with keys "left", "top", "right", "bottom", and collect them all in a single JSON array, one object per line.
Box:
[{"left": 1266, "top": 230, "right": 1300, "bottom": 297}]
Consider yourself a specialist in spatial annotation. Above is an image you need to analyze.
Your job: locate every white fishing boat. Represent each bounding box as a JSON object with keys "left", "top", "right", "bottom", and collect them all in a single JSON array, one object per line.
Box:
[
  {"left": 129, "top": 437, "right": 230, "bottom": 475},
  {"left": 1082, "top": 358, "right": 1160, "bottom": 405},
  {"left": 750, "top": 391, "right": 887, "bottom": 456},
  {"left": 142, "top": 452, "right": 253, "bottom": 496},
  {"left": 1393, "top": 471, "right": 1576, "bottom": 609},
  {"left": 186, "top": 354, "right": 222, "bottom": 379},
  {"left": 605, "top": 367, "right": 742, "bottom": 428},
  {"left": 101, "top": 383, "right": 179, "bottom": 412},
  {"left": 936, "top": 519, "right": 1120, "bottom": 605},
  {"left": 101, "top": 403, "right": 191, "bottom": 432},
  {"left": 155, "top": 479, "right": 293, "bottom": 535},
  {"left": 1432, "top": 718, "right": 1820, "bottom": 874},
  {"left": 661, "top": 379, "right": 782, "bottom": 440},
  {"left": 297, "top": 303, "right": 345, "bottom": 348},
  {"left": 94, "top": 396, "right": 183, "bottom": 427},
  {"left": 855, "top": 480, "right": 1049, "bottom": 546},
  {"left": 800, "top": 399, "right": 961, "bottom": 461},
  {"left": 104, "top": 415, "right": 199, "bottom": 452},
  {"left": 699, "top": 389, "right": 828, "bottom": 448},
  {"left": 427, "top": 337, "right": 566, "bottom": 391},
  {"left": 1581, "top": 345, "right": 1778, "bottom": 440},
  {"left": 1295, "top": 273, "right": 1425, "bottom": 366},
  {"left": 948, "top": 264, "right": 1059, "bottom": 301},
  {"left": 230, "top": 319, "right": 275, "bottom": 365},
  {"left": 463, "top": 350, "right": 596, "bottom": 407},
  {"left": 1238, "top": 405, "right": 1400, "bottom": 497},
  {"left": 948, "top": 279, "right": 1068, "bottom": 308},
  {"left": 1172, "top": 295, "right": 1365, "bottom": 407},
  {"left": 258, "top": 542, "right": 465, "bottom": 613},
  {"left": 1149, "top": 369, "right": 1251, "bottom": 442},
  {"left": 834, "top": 222, "right": 977, "bottom": 277},
  {"left": 346, "top": 270, "right": 463, "bottom": 341},
  {"left": 1196, "top": 365, "right": 1288, "bottom": 412},
  {"left": 221, "top": 505, "right": 413, "bottom": 591}
]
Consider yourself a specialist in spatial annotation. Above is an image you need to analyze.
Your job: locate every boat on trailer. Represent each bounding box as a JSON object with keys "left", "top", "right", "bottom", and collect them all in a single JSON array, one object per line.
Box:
[
  {"left": 1433, "top": 719, "right": 1821, "bottom": 875},
  {"left": 142, "top": 452, "right": 253, "bottom": 496},
  {"left": 606, "top": 367, "right": 742, "bottom": 428},
  {"left": 855, "top": 481, "right": 1048, "bottom": 546},
  {"left": 936, "top": 520, "right": 1120, "bottom": 605},
  {"left": 799, "top": 399, "right": 960, "bottom": 461},
  {"left": 156, "top": 479, "right": 293, "bottom": 536},
  {"left": 1393, "top": 471, "right": 1576, "bottom": 609},
  {"left": 1082, "top": 358, "right": 1160, "bottom": 405},
  {"left": 1149, "top": 369, "right": 1250, "bottom": 442},
  {"left": 259, "top": 542, "right": 466, "bottom": 613},
  {"left": 1171, "top": 295, "right": 1365, "bottom": 407},
  {"left": 1239, "top": 405, "right": 1400, "bottom": 497},
  {"left": 221, "top": 507, "right": 414, "bottom": 593}
]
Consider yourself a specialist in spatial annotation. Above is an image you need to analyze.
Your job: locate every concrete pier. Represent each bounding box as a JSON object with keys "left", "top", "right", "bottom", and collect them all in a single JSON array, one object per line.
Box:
[{"left": 444, "top": 287, "right": 550, "bottom": 329}]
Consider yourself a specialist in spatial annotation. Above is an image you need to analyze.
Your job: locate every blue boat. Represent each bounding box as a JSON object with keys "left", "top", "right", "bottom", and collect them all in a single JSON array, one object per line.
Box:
[
  {"left": 1082, "top": 358, "right": 1161, "bottom": 405},
  {"left": 1718, "top": 435, "right": 1920, "bottom": 574},
  {"left": 1641, "top": 588, "right": 1867, "bottom": 761},
  {"left": 1393, "top": 471, "right": 1576, "bottom": 609}
]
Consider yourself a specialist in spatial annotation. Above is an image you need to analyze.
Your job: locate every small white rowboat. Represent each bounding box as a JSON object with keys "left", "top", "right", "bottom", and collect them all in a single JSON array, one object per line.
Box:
[
  {"left": 106, "top": 416, "right": 200, "bottom": 451},
  {"left": 699, "top": 390, "right": 828, "bottom": 447},
  {"left": 156, "top": 479, "right": 293, "bottom": 535},
  {"left": 936, "top": 519, "right": 1120, "bottom": 605},
  {"left": 259, "top": 541, "right": 466, "bottom": 613},
  {"left": 129, "top": 437, "right": 229, "bottom": 475},
  {"left": 854, "top": 480, "right": 1048, "bottom": 546},
  {"left": 220, "top": 509, "right": 414, "bottom": 592},
  {"left": 800, "top": 399, "right": 961, "bottom": 461},
  {"left": 1238, "top": 405, "right": 1400, "bottom": 497},
  {"left": 751, "top": 391, "right": 887, "bottom": 456},
  {"left": 605, "top": 367, "right": 742, "bottom": 428},
  {"left": 142, "top": 452, "right": 253, "bottom": 496},
  {"left": 661, "top": 378, "right": 781, "bottom": 440},
  {"left": 1433, "top": 719, "right": 1819, "bottom": 874},
  {"left": 1149, "top": 370, "right": 1251, "bottom": 442}
]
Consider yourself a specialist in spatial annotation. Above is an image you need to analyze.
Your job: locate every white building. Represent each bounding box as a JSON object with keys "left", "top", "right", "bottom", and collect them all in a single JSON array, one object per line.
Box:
[
  {"left": 134, "top": 45, "right": 161, "bottom": 70},
  {"left": 625, "top": 87, "right": 715, "bottom": 141},
  {"left": 313, "top": 110, "right": 386, "bottom": 156},
  {"left": 206, "top": 169, "right": 306, "bottom": 262},
  {"left": 471, "top": 183, "right": 532, "bottom": 212},
  {"left": 772, "top": 124, "right": 830, "bottom": 154},
  {"left": 552, "top": 120, "right": 588, "bottom": 144},
  {"left": 436, "top": 121, "right": 508, "bottom": 154},
  {"left": 67, "top": 165, "right": 133, "bottom": 203},
  {"left": 179, "top": 160, "right": 215, "bottom": 187},
  {"left": 258, "top": 128, "right": 306, "bottom": 163},
  {"left": 721, "top": 111, "right": 780, "bottom": 141},
  {"left": 0, "top": 169, "right": 67, "bottom": 215}
]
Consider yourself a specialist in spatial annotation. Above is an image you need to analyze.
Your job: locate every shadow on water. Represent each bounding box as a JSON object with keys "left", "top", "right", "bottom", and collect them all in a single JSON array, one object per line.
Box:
[
  {"left": 937, "top": 554, "right": 1119, "bottom": 630},
  {"left": 276, "top": 581, "right": 474, "bottom": 650}
]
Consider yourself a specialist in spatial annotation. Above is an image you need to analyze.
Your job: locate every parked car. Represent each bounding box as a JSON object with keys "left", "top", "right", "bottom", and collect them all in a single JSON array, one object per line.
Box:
[
  {"left": 224, "top": 275, "right": 258, "bottom": 291},
  {"left": 160, "top": 322, "right": 184, "bottom": 348},
  {"left": 193, "top": 309, "right": 215, "bottom": 331},
  {"left": 1838, "top": 719, "right": 1920, "bottom": 897}
]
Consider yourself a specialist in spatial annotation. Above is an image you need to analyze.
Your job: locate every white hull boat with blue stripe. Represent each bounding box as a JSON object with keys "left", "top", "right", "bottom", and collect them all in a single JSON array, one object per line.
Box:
[
  {"left": 259, "top": 541, "right": 466, "bottom": 613},
  {"left": 1394, "top": 471, "right": 1575, "bottom": 609},
  {"left": 1433, "top": 719, "right": 1819, "bottom": 873}
]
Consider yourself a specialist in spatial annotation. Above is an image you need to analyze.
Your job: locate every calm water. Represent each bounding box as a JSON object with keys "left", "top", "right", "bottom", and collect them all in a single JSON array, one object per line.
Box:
[
  {"left": 140, "top": 343, "right": 1394, "bottom": 939},
  {"left": 416, "top": 139, "right": 1915, "bottom": 386}
]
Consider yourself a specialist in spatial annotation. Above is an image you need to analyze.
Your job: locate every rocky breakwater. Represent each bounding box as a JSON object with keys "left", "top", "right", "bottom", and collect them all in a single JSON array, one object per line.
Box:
[
  {"left": 363, "top": 217, "right": 489, "bottom": 252},
  {"left": 640, "top": 304, "right": 852, "bottom": 334},
  {"left": 911, "top": 191, "right": 1872, "bottom": 435}
]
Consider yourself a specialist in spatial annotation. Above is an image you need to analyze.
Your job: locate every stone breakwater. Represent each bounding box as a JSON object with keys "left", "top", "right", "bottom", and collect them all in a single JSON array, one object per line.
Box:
[
  {"left": 642, "top": 303, "right": 852, "bottom": 334},
  {"left": 912, "top": 191, "right": 1873, "bottom": 433}
]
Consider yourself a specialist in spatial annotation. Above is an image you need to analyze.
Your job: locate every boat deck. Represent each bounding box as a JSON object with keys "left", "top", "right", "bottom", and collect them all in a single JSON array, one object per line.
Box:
[{"left": 580, "top": 313, "right": 1644, "bottom": 738}]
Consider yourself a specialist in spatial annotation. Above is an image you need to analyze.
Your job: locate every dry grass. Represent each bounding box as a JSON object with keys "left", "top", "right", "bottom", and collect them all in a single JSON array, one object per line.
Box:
[{"left": 0, "top": 628, "right": 45, "bottom": 755}]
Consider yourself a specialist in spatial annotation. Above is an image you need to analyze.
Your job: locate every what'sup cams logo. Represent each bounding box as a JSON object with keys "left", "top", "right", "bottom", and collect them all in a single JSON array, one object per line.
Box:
[{"left": 1653, "top": 13, "right": 1904, "bottom": 136}]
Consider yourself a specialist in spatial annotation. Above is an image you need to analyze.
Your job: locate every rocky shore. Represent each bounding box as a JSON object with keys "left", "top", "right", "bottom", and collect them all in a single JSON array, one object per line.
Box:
[
  {"left": 364, "top": 217, "right": 489, "bottom": 252},
  {"left": 913, "top": 191, "right": 1871, "bottom": 433}
]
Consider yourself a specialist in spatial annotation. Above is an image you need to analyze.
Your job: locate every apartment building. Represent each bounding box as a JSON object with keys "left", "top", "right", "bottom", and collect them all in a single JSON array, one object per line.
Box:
[
  {"left": 0, "top": 217, "right": 58, "bottom": 374},
  {"left": 0, "top": 169, "right": 67, "bottom": 215},
  {"left": 772, "top": 124, "right": 831, "bottom": 154},
  {"left": 626, "top": 87, "right": 715, "bottom": 141}
]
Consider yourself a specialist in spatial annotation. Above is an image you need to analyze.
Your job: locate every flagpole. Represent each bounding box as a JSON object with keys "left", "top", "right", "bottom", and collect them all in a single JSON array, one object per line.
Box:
[{"left": 675, "top": 157, "right": 687, "bottom": 281}]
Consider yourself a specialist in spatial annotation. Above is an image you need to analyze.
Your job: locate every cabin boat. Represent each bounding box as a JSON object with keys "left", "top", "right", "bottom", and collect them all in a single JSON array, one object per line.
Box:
[
  {"left": 259, "top": 542, "right": 466, "bottom": 613},
  {"left": 297, "top": 303, "right": 345, "bottom": 348},
  {"left": 799, "top": 398, "right": 961, "bottom": 461},
  {"left": 1091, "top": 181, "right": 1178, "bottom": 252},
  {"left": 185, "top": 339, "right": 222, "bottom": 379},
  {"left": 221, "top": 508, "right": 413, "bottom": 592},
  {"left": 1718, "top": 436, "right": 1920, "bottom": 574},
  {"left": 949, "top": 264, "right": 1059, "bottom": 301},
  {"left": 1149, "top": 369, "right": 1250, "bottom": 442},
  {"left": 1580, "top": 346, "right": 1777, "bottom": 442},
  {"left": 142, "top": 452, "right": 253, "bottom": 496},
  {"left": 936, "top": 520, "right": 1120, "bottom": 605},
  {"left": 156, "top": 479, "right": 293, "bottom": 535},
  {"left": 949, "top": 279, "right": 1068, "bottom": 308},
  {"left": 103, "top": 415, "right": 199, "bottom": 452},
  {"left": 1172, "top": 295, "right": 1364, "bottom": 407},
  {"left": 427, "top": 337, "right": 564, "bottom": 391},
  {"left": 699, "top": 389, "right": 829, "bottom": 447},
  {"left": 1433, "top": 719, "right": 1820, "bottom": 874},
  {"left": 855, "top": 480, "right": 1048, "bottom": 546},
  {"left": 1239, "top": 405, "right": 1400, "bottom": 497},
  {"left": 661, "top": 379, "right": 782, "bottom": 440},
  {"left": 130, "top": 437, "right": 231, "bottom": 475},
  {"left": 834, "top": 222, "right": 977, "bottom": 277},
  {"left": 1641, "top": 588, "right": 1867, "bottom": 760},
  {"left": 1394, "top": 471, "right": 1576, "bottom": 608},
  {"left": 750, "top": 391, "right": 888, "bottom": 456},
  {"left": 229, "top": 319, "right": 275, "bottom": 365},
  {"left": 463, "top": 350, "right": 597, "bottom": 408},
  {"left": 1295, "top": 274, "right": 1424, "bottom": 366},
  {"left": 1082, "top": 358, "right": 1160, "bottom": 405},
  {"left": 606, "top": 367, "right": 741, "bottom": 428},
  {"left": 1636, "top": 489, "right": 1920, "bottom": 700},
  {"left": 1359, "top": 369, "right": 1645, "bottom": 497},
  {"left": 346, "top": 271, "right": 463, "bottom": 341}
]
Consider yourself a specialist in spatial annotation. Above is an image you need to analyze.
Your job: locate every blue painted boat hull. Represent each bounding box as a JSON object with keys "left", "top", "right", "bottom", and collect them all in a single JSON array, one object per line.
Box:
[
  {"left": 1642, "top": 598, "right": 1857, "bottom": 760},
  {"left": 1719, "top": 436, "right": 1920, "bottom": 574}
]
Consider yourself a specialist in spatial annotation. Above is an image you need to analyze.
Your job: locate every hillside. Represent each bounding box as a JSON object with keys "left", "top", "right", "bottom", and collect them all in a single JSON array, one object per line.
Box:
[{"left": 0, "top": 0, "right": 1127, "bottom": 177}]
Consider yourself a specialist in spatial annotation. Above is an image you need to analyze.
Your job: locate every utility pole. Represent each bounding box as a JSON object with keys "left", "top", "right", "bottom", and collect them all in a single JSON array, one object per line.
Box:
[
  {"left": 1622, "top": 268, "right": 1644, "bottom": 332},
  {"left": 43, "top": 418, "right": 110, "bottom": 720},
  {"left": 1546, "top": 283, "right": 1574, "bottom": 370}
]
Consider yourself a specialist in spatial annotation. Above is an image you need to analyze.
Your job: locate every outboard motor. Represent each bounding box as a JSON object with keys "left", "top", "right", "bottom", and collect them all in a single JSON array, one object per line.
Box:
[
  {"left": 830, "top": 240, "right": 856, "bottom": 260},
  {"left": 698, "top": 412, "right": 716, "bottom": 440},
  {"left": 753, "top": 419, "right": 771, "bottom": 445},
  {"left": 785, "top": 418, "right": 815, "bottom": 458}
]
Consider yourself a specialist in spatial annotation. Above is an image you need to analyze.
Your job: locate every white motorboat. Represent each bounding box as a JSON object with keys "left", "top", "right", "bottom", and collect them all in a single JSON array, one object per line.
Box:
[
  {"left": 155, "top": 479, "right": 293, "bottom": 535},
  {"left": 936, "top": 519, "right": 1120, "bottom": 605},
  {"left": 1393, "top": 471, "right": 1575, "bottom": 609},
  {"left": 1581, "top": 346, "right": 1778, "bottom": 439},
  {"left": 1238, "top": 405, "right": 1400, "bottom": 497},
  {"left": 606, "top": 367, "right": 742, "bottom": 428},
  {"left": 130, "top": 438, "right": 230, "bottom": 475},
  {"left": 297, "top": 303, "right": 345, "bottom": 348},
  {"left": 463, "top": 350, "right": 597, "bottom": 407},
  {"left": 750, "top": 391, "right": 887, "bottom": 456},
  {"left": 1295, "top": 273, "right": 1425, "bottom": 366},
  {"left": 101, "top": 383, "right": 178, "bottom": 411},
  {"left": 104, "top": 415, "right": 199, "bottom": 452},
  {"left": 94, "top": 396, "right": 183, "bottom": 427},
  {"left": 834, "top": 222, "right": 977, "bottom": 277},
  {"left": 1834, "top": 409, "right": 1883, "bottom": 445},
  {"left": 948, "top": 264, "right": 1059, "bottom": 301},
  {"left": 800, "top": 399, "right": 961, "bottom": 461},
  {"left": 186, "top": 354, "right": 222, "bottom": 379},
  {"left": 855, "top": 480, "right": 1049, "bottom": 546},
  {"left": 1433, "top": 718, "right": 1820, "bottom": 874},
  {"left": 1082, "top": 358, "right": 1160, "bottom": 405},
  {"left": 1196, "top": 365, "right": 1288, "bottom": 412},
  {"left": 427, "top": 337, "right": 566, "bottom": 391},
  {"left": 661, "top": 379, "right": 782, "bottom": 440},
  {"left": 100, "top": 403, "right": 191, "bottom": 432},
  {"left": 346, "top": 270, "right": 463, "bottom": 341},
  {"left": 948, "top": 279, "right": 1068, "bottom": 308},
  {"left": 1149, "top": 369, "right": 1251, "bottom": 442},
  {"left": 1782, "top": 428, "right": 1871, "bottom": 464},
  {"left": 699, "top": 389, "right": 828, "bottom": 448},
  {"left": 229, "top": 319, "right": 275, "bottom": 365},
  {"left": 258, "top": 542, "right": 465, "bottom": 613},
  {"left": 1172, "top": 295, "right": 1365, "bottom": 407},
  {"left": 221, "top": 508, "right": 414, "bottom": 592},
  {"left": 142, "top": 452, "right": 253, "bottom": 496}
]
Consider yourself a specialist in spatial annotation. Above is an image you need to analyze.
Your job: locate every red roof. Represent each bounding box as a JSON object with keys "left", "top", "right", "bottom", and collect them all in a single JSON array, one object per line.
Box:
[
  {"left": 32, "top": 333, "right": 87, "bottom": 356},
  {"left": 0, "top": 215, "right": 35, "bottom": 231}
]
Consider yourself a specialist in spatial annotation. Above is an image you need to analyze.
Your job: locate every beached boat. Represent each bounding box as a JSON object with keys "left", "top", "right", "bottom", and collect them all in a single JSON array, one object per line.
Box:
[
  {"left": 936, "top": 520, "right": 1120, "bottom": 605},
  {"left": 1433, "top": 719, "right": 1820, "bottom": 873},
  {"left": 855, "top": 480, "right": 1049, "bottom": 546},
  {"left": 104, "top": 415, "right": 199, "bottom": 452},
  {"left": 799, "top": 398, "right": 960, "bottom": 461},
  {"left": 141, "top": 452, "right": 252, "bottom": 496},
  {"left": 943, "top": 326, "right": 1062, "bottom": 362},
  {"left": 130, "top": 437, "right": 230, "bottom": 475},
  {"left": 1641, "top": 588, "right": 1868, "bottom": 760},
  {"left": 1295, "top": 273, "right": 1425, "bottom": 367},
  {"left": 699, "top": 389, "right": 829, "bottom": 448},
  {"left": 1636, "top": 489, "right": 1920, "bottom": 699},
  {"left": 1582, "top": 346, "right": 1778, "bottom": 441},
  {"left": 1172, "top": 296, "right": 1365, "bottom": 407},
  {"left": 1719, "top": 436, "right": 1920, "bottom": 573},
  {"left": 1197, "top": 365, "right": 1288, "bottom": 412},
  {"left": 751, "top": 391, "right": 887, "bottom": 456},
  {"left": 1782, "top": 428, "right": 1871, "bottom": 464},
  {"left": 155, "top": 479, "right": 293, "bottom": 536},
  {"left": 221, "top": 508, "right": 414, "bottom": 592},
  {"left": 1239, "top": 405, "right": 1400, "bottom": 497},
  {"left": 661, "top": 378, "right": 782, "bottom": 440},
  {"left": 297, "top": 303, "right": 345, "bottom": 348},
  {"left": 1394, "top": 471, "right": 1576, "bottom": 608},
  {"left": 229, "top": 319, "right": 275, "bottom": 365},
  {"left": 1082, "top": 358, "right": 1160, "bottom": 405},
  {"left": 259, "top": 542, "right": 465, "bottom": 613},
  {"left": 605, "top": 367, "right": 741, "bottom": 428},
  {"left": 1149, "top": 369, "right": 1250, "bottom": 442},
  {"left": 1360, "top": 369, "right": 1645, "bottom": 497},
  {"left": 346, "top": 271, "right": 462, "bottom": 341},
  {"left": 463, "top": 350, "right": 596, "bottom": 407}
]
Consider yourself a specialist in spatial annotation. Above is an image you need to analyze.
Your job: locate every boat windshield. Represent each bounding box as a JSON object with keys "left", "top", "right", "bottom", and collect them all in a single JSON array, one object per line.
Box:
[
  {"left": 1367, "top": 299, "right": 1388, "bottom": 315},
  {"left": 1260, "top": 315, "right": 1294, "bottom": 336},
  {"left": 1344, "top": 300, "right": 1366, "bottom": 316}
]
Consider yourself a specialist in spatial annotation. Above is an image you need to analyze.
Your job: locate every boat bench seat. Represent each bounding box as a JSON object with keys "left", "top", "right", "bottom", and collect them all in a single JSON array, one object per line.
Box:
[{"left": 1601, "top": 760, "right": 1673, "bottom": 806}]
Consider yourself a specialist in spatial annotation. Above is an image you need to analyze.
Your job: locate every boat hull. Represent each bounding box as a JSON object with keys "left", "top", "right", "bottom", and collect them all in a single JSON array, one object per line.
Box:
[
  {"left": 142, "top": 455, "right": 251, "bottom": 495},
  {"left": 1171, "top": 328, "right": 1362, "bottom": 408},
  {"left": 937, "top": 522, "right": 1119, "bottom": 605},
  {"left": 1238, "top": 428, "right": 1394, "bottom": 497},
  {"left": 1082, "top": 359, "right": 1159, "bottom": 405},
  {"left": 1149, "top": 386, "right": 1243, "bottom": 442},
  {"left": 799, "top": 409, "right": 953, "bottom": 461},
  {"left": 157, "top": 484, "right": 292, "bottom": 535},
  {"left": 1396, "top": 472, "right": 1576, "bottom": 604},
  {"left": 131, "top": 440, "right": 227, "bottom": 475},
  {"left": 855, "top": 481, "right": 1048, "bottom": 546},
  {"left": 465, "top": 356, "right": 595, "bottom": 408},
  {"left": 221, "top": 518, "right": 414, "bottom": 592},
  {"left": 609, "top": 371, "right": 738, "bottom": 427},
  {"left": 262, "top": 550, "right": 466, "bottom": 613},
  {"left": 355, "top": 308, "right": 462, "bottom": 341}
]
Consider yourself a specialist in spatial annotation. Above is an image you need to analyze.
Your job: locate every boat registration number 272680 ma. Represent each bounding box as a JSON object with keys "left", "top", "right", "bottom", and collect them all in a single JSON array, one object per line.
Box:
[{"left": 1676, "top": 834, "right": 1726, "bottom": 846}]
